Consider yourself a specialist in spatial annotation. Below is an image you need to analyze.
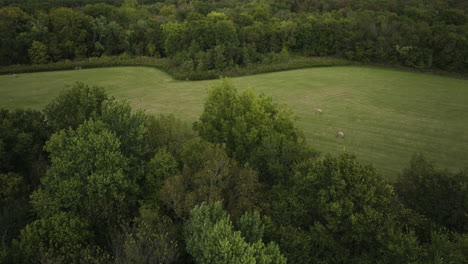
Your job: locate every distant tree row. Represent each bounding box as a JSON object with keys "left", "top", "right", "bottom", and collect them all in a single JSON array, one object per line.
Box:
[
  {"left": 1, "top": 80, "right": 467, "bottom": 263},
  {"left": 1, "top": 0, "right": 467, "bottom": 72}
]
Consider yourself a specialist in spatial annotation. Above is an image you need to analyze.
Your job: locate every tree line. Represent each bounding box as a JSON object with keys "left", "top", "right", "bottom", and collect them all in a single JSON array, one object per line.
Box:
[
  {"left": 1, "top": 80, "right": 467, "bottom": 263},
  {"left": 1, "top": 0, "right": 467, "bottom": 73}
]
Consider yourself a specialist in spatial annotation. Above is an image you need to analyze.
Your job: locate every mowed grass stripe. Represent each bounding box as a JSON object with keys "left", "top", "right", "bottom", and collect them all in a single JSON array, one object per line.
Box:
[{"left": 1, "top": 66, "right": 467, "bottom": 180}]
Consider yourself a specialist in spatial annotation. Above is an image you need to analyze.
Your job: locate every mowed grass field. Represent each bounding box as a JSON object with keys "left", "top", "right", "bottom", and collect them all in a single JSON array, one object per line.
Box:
[{"left": 1, "top": 66, "right": 467, "bottom": 180}]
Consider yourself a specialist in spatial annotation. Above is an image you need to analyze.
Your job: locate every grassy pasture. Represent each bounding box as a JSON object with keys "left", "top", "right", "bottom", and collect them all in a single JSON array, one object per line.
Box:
[{"left": 1, "top": 66, "right": 467, "bottom": 180}]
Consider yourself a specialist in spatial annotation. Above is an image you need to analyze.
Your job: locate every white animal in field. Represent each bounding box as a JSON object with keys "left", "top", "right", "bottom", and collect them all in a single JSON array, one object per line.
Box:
[
  {"left": 336, "top": 131, "right": 345, "bottom": 138},
  {"left": 315, "top": 109, "right": 323, "bottom": 114}
]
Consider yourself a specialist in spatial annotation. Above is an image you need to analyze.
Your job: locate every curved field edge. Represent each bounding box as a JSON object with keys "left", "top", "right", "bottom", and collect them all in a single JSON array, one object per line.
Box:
[
  {"left": 0, "top": 56, "right": 351, "bottom": 81},
  {"left": 1, "top": 66, "right": 467, "bottom": 180}
]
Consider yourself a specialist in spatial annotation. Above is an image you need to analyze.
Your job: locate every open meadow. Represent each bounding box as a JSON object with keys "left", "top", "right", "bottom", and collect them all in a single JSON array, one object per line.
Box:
[{"left": 1, "top": 66, "right": 467, "bottom": 180}]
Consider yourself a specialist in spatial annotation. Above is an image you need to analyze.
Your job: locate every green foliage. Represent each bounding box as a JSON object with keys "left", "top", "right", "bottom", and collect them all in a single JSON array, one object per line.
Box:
[
  {"left": 0, "top": 55, "right": 351, "bottom": 80},
  {"left": 18, "top": 212, "right": 92, "bottom": 263},
  {"left": 184, "top": 202, "right": 286, "bottom": 264},
  {"left": 395, "top": 154, "right": 468, "bottom": 233},
  {"left": 0, "top": 240, "right": 9, "bottom": 264},
  {"left": 146, "top": 149, "right": 177, "bottom": 187},
  {"left": 0, "top": 196, "right": 31, "bottom": 252},
  {"left": 185, "top": 202, "right": 252, "bottom": 264},
  {"left": 122, "top": 0, "right": 138, "bottom": 9},
  {"left": 113, "top": 205, "right": 179, "bottom": 264},
  {"left": 237, "top": 211, "right": 264, "bottom": 243},
  {"left": 0, "top": 172, "right": 27, "bottom": 201},
  {"left": 144, "top": 148, "right": 178, "bottom": 205},
  {"left": 100, "top": 99, "right": 149, "bottom": 162},
  {"left": 48, "top": 8, "right": 89, "bottom": 59},
  {"left": 28, "top": 41, "right": 49, "bottom": 64},
  {"left": 0, "top": 109, "right": 50, "bottom": 186},
  {"left": 0, "top": 7, "right": 30, "bottom": 65},
  {"left": 0, "top": 69, "right": 467, "bottom": 262},
  {"left": 395, "top": 45, "right": 433, "bottom": 69},
  {"left": 269, "top": 153, "right": 421, "bottom": 263},
  {"left": 263, "top": 223, "right": 315, "bottom": 264},
  {"left": 32, "top": 120, "right": 137, "bottom": 226},
  {"left": 44, "top": 82, "right": 108, "bottom": 131},
  {"left": 421, "top": 230, "right": 468, "bottom": 263},
  {"left": 195, "top": 79, "right": 312, "bottom": 185},
  {"left": 83, "top": 3, "right": 117, "bottom": 18},
  {"left": 146, "top": 114, "right": 195, "bottom": 158},
  {"left": 0, "top": 0, "right": 467, "bottom": 73},
  {"left": 0, "top": 108, "right": 49, "bottom": 260},
  {"left": 162, "top": 22, "right": 187, "bottom": 57},
  {"left": 161, "top": 141, "right": 262, "bottom": 219}
]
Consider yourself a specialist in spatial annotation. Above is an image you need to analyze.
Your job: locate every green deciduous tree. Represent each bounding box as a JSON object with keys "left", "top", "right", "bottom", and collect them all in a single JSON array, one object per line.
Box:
[
  {"left": 44, "top": 82, "right": 108, "bottom": 131},
  {"left": 268, "top": 153, "right": 421, "bottom": 263},
  {"left": 395, "top": 154, "right": 468, "bottom": 233},
  {"left": 184, "top": 202, "right": 286, "bottom": 264},
  {"left": 28, "top": 40, "right": 49, "bottom": 64},
  {"left": 48, "top": 7, "right": 89, "bottom": 59},
  {"left": 0, "top": 7, "right": 31, "bottom": 65},
  {"left": 144, "top": 148, "right": 178, "bottom": 206},
  {"left": 18, "top": 212, "right": 92, "bottom": 264},
  {"left": 146, "top": 114, "right": 195, "bottom": 159},
  {"left": 113, "top": 205, "right": 179, "bottom": 264},
  {"left": 161, "top": 140, "right": 262, "bottom": 220},
  {"left": 162, "top": 22, "right": 188, "bottom": 57},
  {"left": 103, "top": 21, "right": 126, "bottom": 55},
  {"left": 31, "top": 120, "right": 137, "bottom": 232},
  {"left": 100, "top": 98, "right": 149, "bottom": 164},
  {"left": 237, "top": 211, "right": 264, "bottom": 244},
  {"left": 194, "top": 79, "right": 313, "bottom": 185},
  {"left": 421, "top": 230, "right": 468, "bottom": 263}
]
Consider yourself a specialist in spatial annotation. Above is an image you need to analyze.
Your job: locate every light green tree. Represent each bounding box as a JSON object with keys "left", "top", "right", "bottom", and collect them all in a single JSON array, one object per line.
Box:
[
  {"left": 28, "top": 41, "right": 49, "bottom": 64},
  {"left": 184, "top": 202, "right": 286, "bottom": 264},
  {"left": 144, "top": 148, "right": 178, "bottom": 205},
  {"left": 194, "top": 79, "right": 313, "bottom": 185},
  {"left": 31, "top": 120, "right": 137, "bottom": 227},
  {"left": 161, "top": 22, "right": 187, "bottom": 57}
]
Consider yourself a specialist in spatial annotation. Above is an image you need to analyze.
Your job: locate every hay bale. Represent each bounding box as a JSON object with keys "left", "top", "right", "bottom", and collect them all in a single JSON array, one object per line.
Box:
[
  {"left": 336, "top": 131, "right": 345, "bottom": 138},
  {"left": 315, "top": 108, "right": 323, "bottom": 114}
]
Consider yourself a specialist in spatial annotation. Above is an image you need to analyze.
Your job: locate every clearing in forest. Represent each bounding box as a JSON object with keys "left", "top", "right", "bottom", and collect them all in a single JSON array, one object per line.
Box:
[{"left": 1, "top": 66, "right": 467, "bottom": 180}]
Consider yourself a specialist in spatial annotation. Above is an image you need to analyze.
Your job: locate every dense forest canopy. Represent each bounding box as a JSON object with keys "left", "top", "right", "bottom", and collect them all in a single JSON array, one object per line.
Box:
[
  {"left": 0, "top": 0, "right": 467, "bottom": 73},
  {"left": 0, "top": 80, "right": 467, "bottom": 263}
]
